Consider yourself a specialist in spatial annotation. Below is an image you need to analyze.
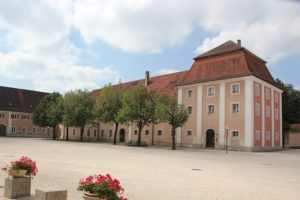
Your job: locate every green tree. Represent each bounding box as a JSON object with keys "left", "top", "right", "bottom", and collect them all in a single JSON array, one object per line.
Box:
[
  {"left": 118, "top": 84, "right": 159, "bottom": 146},
  {"left": 63, "top": 90, "right": 95, "bottom": 142},
  {"left": 94, "top": 84, "right": 123, "bottom": 145},
  {"left": 156, "top": 95, "right": 189, "bottom": 150},
  {"left": 32, "top": 92, "right": 63, "bottom": 140}
]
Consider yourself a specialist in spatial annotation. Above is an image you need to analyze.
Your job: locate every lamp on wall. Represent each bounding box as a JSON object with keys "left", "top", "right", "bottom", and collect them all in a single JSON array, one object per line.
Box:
[{"left": 225, "top": 126, "right": 229, "bottom": 154}]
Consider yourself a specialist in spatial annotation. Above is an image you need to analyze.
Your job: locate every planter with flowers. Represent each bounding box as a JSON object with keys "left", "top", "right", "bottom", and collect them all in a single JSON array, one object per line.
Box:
[
  {"left": 77, "top": 174, "right": 127, "bottom": 200},
  {"left": 1, "top": 156, "right": 38, "bottom": 178}
]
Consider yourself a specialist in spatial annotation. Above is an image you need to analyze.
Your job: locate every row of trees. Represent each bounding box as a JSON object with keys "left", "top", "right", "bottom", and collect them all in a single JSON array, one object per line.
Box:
[{"left": 32, "top": 84, "right": 189, "bottom": 150}]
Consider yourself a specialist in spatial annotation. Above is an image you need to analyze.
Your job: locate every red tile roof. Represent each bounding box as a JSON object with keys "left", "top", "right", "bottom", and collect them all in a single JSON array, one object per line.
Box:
[{"left": 0, "top": 86, "right": 49, "bottom": 113}]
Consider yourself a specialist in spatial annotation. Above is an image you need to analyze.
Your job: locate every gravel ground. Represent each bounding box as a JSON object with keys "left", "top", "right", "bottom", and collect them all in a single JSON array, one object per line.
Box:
[{"left": 0, "top": 137, "right": 299, "bottom": 200}]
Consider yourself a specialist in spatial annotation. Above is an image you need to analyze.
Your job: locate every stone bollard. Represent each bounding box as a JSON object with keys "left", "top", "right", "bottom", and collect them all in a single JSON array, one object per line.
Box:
[
  {"left": 35, "top": 188, "right": 67, "bottom": 200},
  {"left": 4, "top": 176, "right": 31, "bottom": 198}
]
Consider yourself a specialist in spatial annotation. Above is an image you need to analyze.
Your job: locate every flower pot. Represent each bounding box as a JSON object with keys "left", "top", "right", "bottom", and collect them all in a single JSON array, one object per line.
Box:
[
  {"left": 8, "top": 169, "right": 27, "bottom": 177},
  {"left": 82, "top": 192, "right": 105, "bottom": 200}
]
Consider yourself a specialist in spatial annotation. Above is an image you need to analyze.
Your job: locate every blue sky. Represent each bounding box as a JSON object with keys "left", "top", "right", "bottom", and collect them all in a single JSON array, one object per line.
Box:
[{"left": 0, "top": 0, "right": 299, "bottom": 92}]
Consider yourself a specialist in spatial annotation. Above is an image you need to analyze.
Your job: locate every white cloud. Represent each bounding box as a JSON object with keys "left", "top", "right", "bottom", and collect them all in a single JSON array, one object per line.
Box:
[
  {"left": 156, "top": 68, "right": 178, "bottom": 75},
  {"left": 0, "top": 0, "right": 121, "bottom": 93}
]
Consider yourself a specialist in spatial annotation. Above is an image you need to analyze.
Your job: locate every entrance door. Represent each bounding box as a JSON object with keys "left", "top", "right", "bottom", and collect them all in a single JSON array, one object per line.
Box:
[
  {"left": 206, "top": 129, "right": 215, "bottom": 148},
  {"left": 119, "top": 129, "right": 125, "bottom": 143},
  {"left": 0, "top": 124, "right": 6, "bottom": 136}
]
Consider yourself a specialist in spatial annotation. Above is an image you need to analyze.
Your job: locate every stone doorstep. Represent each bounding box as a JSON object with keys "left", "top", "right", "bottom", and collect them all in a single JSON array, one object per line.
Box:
[{"left": 35, "top": 188, "right": 67, "bottom": 200}]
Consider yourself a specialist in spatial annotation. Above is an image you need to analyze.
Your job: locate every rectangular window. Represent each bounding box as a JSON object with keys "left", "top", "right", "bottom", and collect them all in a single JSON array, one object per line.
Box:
[
  {"left": 187, "top": 90, "right": 193, "bottom": 98},
  {"left": 275, "top": 132, "right": 279, "bottom": 141},
  {"left": 73, "top": 129, "right": 76, "bottom": 136},
  {"left": 275, "top": 108, "right": 279, "bottom": 120},
  {"left": 186, "top": 130, "right": 192, "bottom": 136},
  {"left": 22, "top": 127, "right": 27, "bottom": 133},
  {"left": 255, "top": 130, "right": 260, "bottom": 140},
  {"left": 11, "top": 127, "right": 16, "bottom": 133},
  {"left": 265, "top": 88, "right": 270, "bottom": 100},
  {"left": 94, "top": 129, "right": 97, "bottom": 137},
  {"left": 157, "top": 130, "right": 162, "bottom": 136},
  {"left": 232, "top": 103, "right": 240, "bottom": 113},
  {"left": 21, "top": 114, "right": 30, "bottom": 120},
  {"left": 134, "top": 130, "right": 138, "bottom": 135},
  {"left": 266, "top": 131, "right": 271, "bottom": 140},
  {"left": 10, "top": 114, "right": 17, "bottom": 119},
  {"left": 208, "top": 105, "right": 215, "bottom": 114},
  {"left": 0, "top": 112, "right": 4, "bottom": 119},
  {"left": 232, "top": 83, "right": 240, "bottom": 94},
  {"left": 274, "top": 93, "right": 279, "bottom": 103},
  {"left": 187, "top": 106, "right": 193, "bottom": 115},
  {"left": 145, "top": 130, "right": 150, "bottom": 135},
  {"left": 32, "top": 127, "right": 37, "bottom": 134},
  {"left": 255, "top": 84, "right": 260, "bottom": 96},
  {"left": 255, "top": 103, "right": 261, "bottom": 116},
  {"left": 266, "top": 106, "right": 270, "bottom": 118},
  {"left": 231, "top": 130, "right": 239, "bottom": 137},
  {"left": 109, "top": 130, "right": 113, "bottom": 138},
  {"left": 101, "top": 129, "right": 104, "bottom": 137},
  {"left": 207, "top": 87, "right": 215, "bottom": 97}
]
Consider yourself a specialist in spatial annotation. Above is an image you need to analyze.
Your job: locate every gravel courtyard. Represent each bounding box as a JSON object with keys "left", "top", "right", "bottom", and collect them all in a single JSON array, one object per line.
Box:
[{"left": 0, "top": 138, "right": 299, "bottom": 200}]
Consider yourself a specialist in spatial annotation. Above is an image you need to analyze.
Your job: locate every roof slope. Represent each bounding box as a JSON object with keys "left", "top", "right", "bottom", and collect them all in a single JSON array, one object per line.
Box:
[
  {"left": 178, "top": 40, "right": 275, "bottom": 86},
  {"left": 0, "top": 86, "right": 49, "bottom": 113}
]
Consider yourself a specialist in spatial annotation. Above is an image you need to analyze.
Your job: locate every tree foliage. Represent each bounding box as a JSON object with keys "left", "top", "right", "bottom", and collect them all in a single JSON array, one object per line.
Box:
[
  {"left": 156, "top": 95, "right": 189, "bottom": 150},
  {"left": 32, "top": 92, "right": 63, "bottom": 140},
  {"left": 94, "top": 84, "right": 123, "bottom": 145},
  {"left": 63, "top": 90, "right": 95, "bottom": 142},
  {"left": 118, "top": 84, "right": 159, "bottom": 146}
]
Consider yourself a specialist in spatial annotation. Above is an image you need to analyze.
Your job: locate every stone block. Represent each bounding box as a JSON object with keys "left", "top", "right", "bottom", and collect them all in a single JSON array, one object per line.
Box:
[
  {"left": 4, "top": 176, "right": 31, "bottom": 199},
  {"left": 35, "top": 188, "right": 67, "bottom": 200}
]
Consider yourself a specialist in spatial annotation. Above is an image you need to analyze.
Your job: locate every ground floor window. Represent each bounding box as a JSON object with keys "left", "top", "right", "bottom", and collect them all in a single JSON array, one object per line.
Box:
[
  {"left": 157, "top": 130, "right": 162, "bottom": 136},
  {"left": 231, "top": 130, "right": 239, "bottom": 137},
  {"left": 22, "top": 127, "right": 27, "bottom": 133},
  {"left": 255, "top": 130, "right": 260, "bottom": 140},
  {"left": 11, "top": 127, "right": 16, "bottom": 133},
  {"left": 186, "top": 130, "right": 192, "bottom": 136}
]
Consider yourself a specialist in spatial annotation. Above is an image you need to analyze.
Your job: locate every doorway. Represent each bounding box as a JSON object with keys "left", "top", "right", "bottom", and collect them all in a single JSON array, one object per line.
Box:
[
  {"left": 206, "top": 129, "right": 215, "bottom": 148},
  {"left": 0, "top": 124, "right": 6, "bottom": 136},
  {"left": 119, "top": 129, "right": 125, "bottom": 143}
]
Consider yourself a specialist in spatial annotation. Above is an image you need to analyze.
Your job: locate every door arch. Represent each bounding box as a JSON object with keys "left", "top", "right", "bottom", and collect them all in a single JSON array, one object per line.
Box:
[
  {"left": 119, "top": 129, "right": 125, "bottom": 143},
  {"left": 206, "top": 129, "right": 215, "bottom": 148},
  {"left": 0, "top": 124, "right": 6, "bottom": 136}
]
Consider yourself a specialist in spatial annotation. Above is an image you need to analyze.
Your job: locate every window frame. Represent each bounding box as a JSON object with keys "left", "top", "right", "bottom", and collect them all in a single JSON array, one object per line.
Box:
[
  {"left": 255, "top": 103, "right": 261, "bottom": 116},
  {"left": 231, "top": 102, "right": 240, "bottom": 113},
  {"left": 186, "top": 130, "right": 192, "bottom": 136},
  {"left": 255, "top": 83, "right": 260, "bottom": 96},
  {"left": 207, "top": 104, "right": 215, "bottom": 115},
  {"left": 255, "top": 130, "right": 260, "bottom": 140},
  {"left": 187, "top": 89, "right": 193, "bottom": 98},
  {"left": 231, "top": 83, "right": 240, "bottom": 94},
  {"left": 157, "top": 130, "right": 162, "bottom": 136},
  {"left": 207, "top": 86, "right": 215, "bottom": 97},
  {"left": 231, "top": 130, "right": 239, "bottom": 137},
  {"left": 187, "top": 106, "right": 193, "bottom": 115}
]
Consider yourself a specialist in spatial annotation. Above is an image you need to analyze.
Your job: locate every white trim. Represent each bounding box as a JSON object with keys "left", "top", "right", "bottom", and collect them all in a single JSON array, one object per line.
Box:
[
  {"left": 245, "top": 79, "right": 253, "bottom": 147},
  {"left": 207, "top": 86, "right": 215, "bottom": 97},
  {"left": 195, "top": 84, "right": 202, "bottom": 144},
  {"left": 255, "top": 103, "right": 261, "bottom": 116},
  {"left": 271, "top": 90, "right": 275, "bottom": 146},
  {"left": 262, "top": 85, "right": 265, "bottom": 147},
  {"left": 231, "top": 83, "right": 240, "bottom": 95},
  {"left": 231, "top": 102, "right": 240, "bottom": 113},
  {"left": 219, "top": 82, "right": 225, "bottom": 145}
]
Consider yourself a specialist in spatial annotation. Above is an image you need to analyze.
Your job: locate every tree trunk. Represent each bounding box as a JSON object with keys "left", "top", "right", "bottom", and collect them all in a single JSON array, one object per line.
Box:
[
  {"left": 113, "top": 122, "right": 119, "bottom": 145},
  {"left": 52, "top": 125, "right": 56, "bottom": 140},
  {"left": 137, "top": 126, "right": 142, "bottom": 146},
  {"left": 66, "top": 126, "right": 69, "bottom": 141},
  {"left": 172, "top": 127, "right": 176, "bottom": 150},
  {"left": 80, "top": 124, "right": 84, "bottom": 142}
]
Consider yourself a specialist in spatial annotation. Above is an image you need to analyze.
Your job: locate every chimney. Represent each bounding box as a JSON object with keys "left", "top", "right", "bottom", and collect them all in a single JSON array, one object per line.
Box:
[
  {"left": 145, "top": 71, "right": 150, "bottom": 86},
  {"left": 237, "top": 39, "right": 241, "bottom": 46}
]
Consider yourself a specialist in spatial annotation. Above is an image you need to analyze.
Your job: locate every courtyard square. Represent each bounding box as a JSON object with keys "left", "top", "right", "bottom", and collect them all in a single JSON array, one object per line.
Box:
[{"left": 0, "top": 137, "right": 300, "bottom": 200}]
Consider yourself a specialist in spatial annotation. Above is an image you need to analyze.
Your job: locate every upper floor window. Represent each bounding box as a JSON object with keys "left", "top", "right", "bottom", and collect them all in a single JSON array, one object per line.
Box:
[
  {"left": 232, "top": 103, "right": 240, "bottom": 113},
  {"left": 208, "top": 105, "right": 215, "bottom": 114},
  {"left": 255, "top": 84, "right": 260, "bottom": 96},
  {"left": 274, "top": 92, "right": 279, "bottom": 103},
  {"left": 275, "top": 108, "right": 279, "bottom": 120},
  {"left": 266, "top": 131, "right": 271, "bottom": 140},
  {"left": 186, "top": 130, "right": 192, "bottom": 136},
  {"left": 231, "top": 130, "right": 239, "bottom": 137},
  {"left": 21, "top": 114, "right": 30, "bottom": 120},
  {"left": 265, "top": 88, "right": 270, "bottom": 100},
  {"left": 10, "top": 114, "right": 19, "bottom": 119},
  {"left": 187, "top": 106, "right": 193, "bottom": 115},
  {"left": 187, "top": 90, "right": 193, "bottom": 98},
  {"left": 207, "top": 87, "right": 215, "bottom": 97},
  {"left": 255, "top": 103, "right": 261, "bottom": 116},
  {"left": 157, "top": 130, "right": 162, "bottom": 136},
  {"left": 266, "top": 106, "right": 270, "bottom": 118},
  {"left": 231, "top": 83, "right": 240, "bottom": 94},
  {"left": 0, "top": 112, "right": 4, "bottom": 119}
]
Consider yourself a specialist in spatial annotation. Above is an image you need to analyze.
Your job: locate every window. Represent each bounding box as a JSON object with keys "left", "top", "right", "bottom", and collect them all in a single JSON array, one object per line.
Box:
[
  {"left": 101, "top": 129, "right": 104, "bottom": 137},
  {"left": 274, "top": 93, "right": 279, "bottom": 103},
  {"left": 157, "top": 130, "right": 162, "bottom": 136},
  {"left": 145, "top": 130, "right": 150, "bottom": 135},
  {"left": 275, "top": 132, "right": 279, "bottom": 141},
  {"left": 208, "top": 105, "right": 215, "bottom": 114},
  {"left": 21, "top": 114, "right": 30, "bottom": 120},
  {"left": 187, "top": 106, "right": 193, "bottom": 115},
  {"left": 255, "top": 130, "right": 260, "bottom": 140},
  {"left": 134, "top": 130, "right": 138, "bottom": 135},
  {"left": 232, "top": 83, "right": 240, "bottom": 94},
  {"left": 109, "top": 130, "right": 113, "bottom": 138},
  {"left": 207, "top": 87, "right": 215, "bottom": 97},
  {"left": 232, "top": 103, "right": 240, "bottom": 113},
  {"left": 73, "top": 129, "right": 76, "bottom": 136},
  {"left": 275, "top": 108, "right": 279, "bottom": 120},
  {"left": 266, "top": 88, "right": 270, "bottom": 100},
  {"left": 266, "top": 131, "right": 271, "bottom": 140},
  {"left": 94, "top": 129, "right": 97, "bottom": 137},
  {"left": 10, "top": 114, "right": 19, "bottom": 119},
  {"left": 186, "top": 130, "right": 192, "bottom": 136},
  {"left": 266, "top": 106, "right": 270, "bottom": 118},
  {"left": 22, "top": 127, "right": 27, "bottom": 133},
  {"left": 87, "top": 129, "right": 90, "bottom": 137},
  {"left": 255, "top": 103, "right": 261, "bottom": 116},
  {"left": 187, "top": 90, "right": 193, "bottom": 98},
  {"left": 0, "top": 112, "right": 4, "bottom": 119},
  {"left": 231, "top": 130, "right": 239, "bottom": 137},
  {"left": 255, "top": 84, "right": 260, "bottom": 96},
  {"left": 11, "top": 127, "right": 16, "bottom": 133},
  {"left": 32, "top": 127, "right": 37, "bottom": 134}
]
